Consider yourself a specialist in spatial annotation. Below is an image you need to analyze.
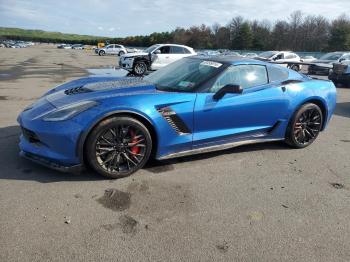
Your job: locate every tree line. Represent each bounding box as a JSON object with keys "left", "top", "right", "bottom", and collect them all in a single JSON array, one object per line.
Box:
[{"left": 1, "top": 11, "right": 350, "bottom": 51}]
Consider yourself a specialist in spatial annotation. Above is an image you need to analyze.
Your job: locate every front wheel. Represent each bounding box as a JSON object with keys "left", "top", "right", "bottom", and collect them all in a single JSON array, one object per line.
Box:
[
  {"left": 85, "top": 116, "right": 152, "bottom": 178},
  {"left": 291, "top": 64, "right": 300, "bottom": 71},
  {"left": 285, "top": 103, "right": 323, "bottom": 148},
  {"left": 133, "top": 61, "right": 147, "bottom": 76},
  {"left": 118, "top": 51, "right": 125, "bottom": 56},
  {"left": 99, "top": 50, "right": 105, "bottom": 56}
]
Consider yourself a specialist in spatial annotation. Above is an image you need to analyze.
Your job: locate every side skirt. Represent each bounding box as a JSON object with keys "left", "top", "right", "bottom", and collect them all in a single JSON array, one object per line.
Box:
[{"left": 158, "top": 138, "right": 284, "bottom": 160}]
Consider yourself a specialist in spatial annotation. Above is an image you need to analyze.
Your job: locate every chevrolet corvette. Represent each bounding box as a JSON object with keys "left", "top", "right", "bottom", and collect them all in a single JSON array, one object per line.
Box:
[{"left": 17, "top": 56, "right": 337, "bottom": 178}]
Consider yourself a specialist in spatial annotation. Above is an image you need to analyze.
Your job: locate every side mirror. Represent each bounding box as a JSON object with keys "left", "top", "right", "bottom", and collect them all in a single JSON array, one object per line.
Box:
[
  {"left": 339, "top": 58, "right": 345, "bottom": 62},
  {"left": 213, "top": 84, "right": 243, "bottom": 100},
  {"left": 153, "top": 49, "right": 161, "bottom": 54}
]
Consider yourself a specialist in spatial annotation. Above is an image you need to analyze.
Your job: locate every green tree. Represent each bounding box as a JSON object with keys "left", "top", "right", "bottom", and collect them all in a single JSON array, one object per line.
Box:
[
  {"left": 328, "top": 15, "right": 350, "bottom": 51},
  {"left": 234, "top": 22, "right": 253, "bottom": 50}
]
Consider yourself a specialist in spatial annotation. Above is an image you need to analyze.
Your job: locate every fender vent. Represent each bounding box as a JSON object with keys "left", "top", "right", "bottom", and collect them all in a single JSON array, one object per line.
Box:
[{"left": 157, "top": 107, "right": 191, "bottom": 135}]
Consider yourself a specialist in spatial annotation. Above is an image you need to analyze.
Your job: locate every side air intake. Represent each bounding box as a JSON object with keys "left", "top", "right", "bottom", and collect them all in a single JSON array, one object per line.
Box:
[{"left": 157, "top": 107, "right": 191, "bottom": 135}]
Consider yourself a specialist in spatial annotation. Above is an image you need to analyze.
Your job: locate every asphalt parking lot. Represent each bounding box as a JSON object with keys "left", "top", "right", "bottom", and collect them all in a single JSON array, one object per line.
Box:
[{"left": 1, "top": 45, "right": 350, "bottom": 262}]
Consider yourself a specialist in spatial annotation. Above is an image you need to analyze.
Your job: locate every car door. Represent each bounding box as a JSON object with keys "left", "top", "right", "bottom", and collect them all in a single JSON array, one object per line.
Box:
[
  {"left": 151, "top": 46, "right": 171, "bottom": 70},
  {"left": 193, "top": 64, "right": 290, "bottom": 148},
  {"left": 114, "top": 45, "right": 122, "bottom": 54},
  {"left": 111, "top": 44, "right": 119, "bottom": 54},
  {"left": 105, "top": 45, "right": 113, "bottom": 54},
  {"left": 169, "top": 46, "right": 187, "bottom": 63}
]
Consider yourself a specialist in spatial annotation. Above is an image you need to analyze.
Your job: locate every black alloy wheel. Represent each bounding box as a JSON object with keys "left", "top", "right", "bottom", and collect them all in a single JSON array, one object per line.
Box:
[
  {"left": 86, "top": 117, "right": 152, "bottom": 178},
  {"left": 285, "top": 103, "right": 323, "bottom": 148}
]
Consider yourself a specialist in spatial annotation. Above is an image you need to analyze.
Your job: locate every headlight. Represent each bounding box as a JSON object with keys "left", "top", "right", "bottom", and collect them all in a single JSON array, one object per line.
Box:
[{"left": 42, "top": 101, "right": 98, "bottom": 121}]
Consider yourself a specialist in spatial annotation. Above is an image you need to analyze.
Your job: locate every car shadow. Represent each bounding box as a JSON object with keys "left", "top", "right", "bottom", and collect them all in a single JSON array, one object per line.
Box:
[
  {"left": 334, "top": 101, "right": 350, "bottom": 118},
  {"left": 1, "top": 125, "right": 289, "bottom": 182},
  {"left": 144, "top": 141, "right": 289, "bottom": 174}
]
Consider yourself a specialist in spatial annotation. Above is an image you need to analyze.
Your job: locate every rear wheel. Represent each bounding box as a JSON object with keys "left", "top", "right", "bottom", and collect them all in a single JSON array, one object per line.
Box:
[
  {"left": 133, "top": 61, "right": 147, "bottom": 76},
  {"left": 285, "top": 103, "right": 323, "bottom": 148},
  {"left": 86, "top": 116, "right": 152, "bottom": 178}
]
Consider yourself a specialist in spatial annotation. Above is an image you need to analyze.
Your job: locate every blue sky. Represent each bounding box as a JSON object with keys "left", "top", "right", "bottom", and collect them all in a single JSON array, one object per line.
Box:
[{"left": 0, "top": 0, "right": 349, "bottom": 37}]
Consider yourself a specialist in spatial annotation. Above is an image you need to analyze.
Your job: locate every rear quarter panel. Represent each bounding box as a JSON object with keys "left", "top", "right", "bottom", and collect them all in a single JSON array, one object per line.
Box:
[{"left": 285, "top": 79, "right": 336, "bottom": 130}]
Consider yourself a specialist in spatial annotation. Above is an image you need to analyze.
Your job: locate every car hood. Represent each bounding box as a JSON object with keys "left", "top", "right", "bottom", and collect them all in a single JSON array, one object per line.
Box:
[
  {"left": 313, "top": 60, "right": 335, "bottom": 64},
  {"left": 122, "top": 52, "right": 149, "bottom": 58},
  {"left": 44, "top": 77, "right": 157, "bottom": 108}
]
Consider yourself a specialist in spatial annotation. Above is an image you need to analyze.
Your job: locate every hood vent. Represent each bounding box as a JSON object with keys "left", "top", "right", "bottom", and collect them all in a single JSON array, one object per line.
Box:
[
  {"left": 64, "top": 86, "right": 92, "bottom": 95},
  {"left": 83, "top": 78, "right": 147, "bottom": 91}
]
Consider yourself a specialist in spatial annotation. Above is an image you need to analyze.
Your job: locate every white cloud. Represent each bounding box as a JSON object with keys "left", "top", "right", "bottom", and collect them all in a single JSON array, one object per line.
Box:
[{"left": 0, "top": 0, "right": 349, "bottom": 37}]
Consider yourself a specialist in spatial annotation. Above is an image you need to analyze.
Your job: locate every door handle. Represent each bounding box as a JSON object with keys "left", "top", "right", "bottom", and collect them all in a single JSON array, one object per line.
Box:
[
  {"left": 281, "top": 86, "right": 287, "bottom": 92},
  {"left": 165, "top": 56, "right": 170, "bottom": 59}
]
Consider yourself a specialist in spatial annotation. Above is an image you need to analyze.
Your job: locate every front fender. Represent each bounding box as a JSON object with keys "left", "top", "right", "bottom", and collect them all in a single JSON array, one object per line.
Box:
[{"left": 74, "top": 106, "right": 157, "bottom": 164}]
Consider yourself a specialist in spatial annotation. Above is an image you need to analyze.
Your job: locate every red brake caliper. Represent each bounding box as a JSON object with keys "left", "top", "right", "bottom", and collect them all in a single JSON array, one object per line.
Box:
[{"left": 130, "top": 129, "right": 140, "bottom": 155}]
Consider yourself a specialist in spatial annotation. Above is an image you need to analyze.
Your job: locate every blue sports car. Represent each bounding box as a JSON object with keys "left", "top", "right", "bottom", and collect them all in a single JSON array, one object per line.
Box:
[{"left": 17, "top": 56, "right": 337, "bottom": 178}]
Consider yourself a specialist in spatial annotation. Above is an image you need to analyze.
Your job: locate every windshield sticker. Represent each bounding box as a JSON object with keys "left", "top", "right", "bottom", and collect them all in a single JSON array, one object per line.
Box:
[
  {"left": 178, "top": 81, "right": 195, "bottom": 88},
  {"left": 200, "top": 61, "right": 222, "bottom": 68}
]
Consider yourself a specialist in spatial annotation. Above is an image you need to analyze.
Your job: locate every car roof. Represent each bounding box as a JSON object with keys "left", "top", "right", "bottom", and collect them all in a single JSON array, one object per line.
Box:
[
  {"left": 159, "top": 43, "right": 193, "bottom": 49},
  {"left": 189, "top": 55, "right": 266, "bottom": 65}
]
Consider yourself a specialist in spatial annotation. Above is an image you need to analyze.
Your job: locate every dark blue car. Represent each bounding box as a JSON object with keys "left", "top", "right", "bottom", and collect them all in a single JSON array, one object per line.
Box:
[{"left": 17, "top": 56, "right": 337, "bottom": 178}]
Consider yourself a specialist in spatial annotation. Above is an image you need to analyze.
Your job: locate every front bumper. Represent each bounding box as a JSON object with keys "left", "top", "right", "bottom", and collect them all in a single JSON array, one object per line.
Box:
[
  {"left": 119, "top": 58, "right": 134, "bottom": 70},
  {"left": 20, "top": 151, "right": 83, "bottom": 173},
  {"left": 18, "top": 109, "right": 85, "bottom": 172},
  {"left": 308, "top": 66, "right": 330, "bottom": 75}
]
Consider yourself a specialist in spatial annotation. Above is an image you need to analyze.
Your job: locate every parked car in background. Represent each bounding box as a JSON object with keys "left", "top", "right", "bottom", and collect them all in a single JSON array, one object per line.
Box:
[
  {"left": 205, "top": 50, "right": 221, "bottom": 56},
  {"left": 257, "top": 51, "right": 302, "bottom": 71},
  {"left": 126, "top": 47, "right": 142, "bottom": 53},
  {"left": 328, "top": 60, "right": 350, "bottom": 85},
  {"left": 119, "top": 43, "right": 196, "bottom": 76},
  {"left": 244, "top": 53, "right": 258, "bottom": 58},
  {"left": 71, "top": 44, "right": 85, "bottom": 50},
  {"left": 95, "top": 44, "right": 127, "bottom": 56},
  {"left": 308, "top": 52, "right": 350, "bottom": 75},
  {"left": 57, "top": 44, "right": 72, "bottom": 49},
  {"left": 301, "top": 56, "right": 316, "bottom": 63},
  {"left": 221, "top": 50, "right": 241, "bottom": 56}
]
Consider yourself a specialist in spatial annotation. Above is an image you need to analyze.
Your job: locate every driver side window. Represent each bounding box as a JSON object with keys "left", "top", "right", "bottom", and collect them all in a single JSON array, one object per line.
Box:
[
  {"left": 159, "top": 46, "right": 170, "bottom": 54},
  {"left": 210, "top": 65, "right": 268, "bottom": 93}
]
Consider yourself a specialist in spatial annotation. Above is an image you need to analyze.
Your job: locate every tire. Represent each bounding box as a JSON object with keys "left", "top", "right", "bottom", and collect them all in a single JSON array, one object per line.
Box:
[
  {"left": 118, "top": 51, "right": 125, "bottom": 56},
  {"left": 291, "top": 64, "right": 300, "bottom": 71},
  {"left": 99, "top": 50, "right": 105, "bottom": 56},
  {"left": 285, "top": 103, "right": 323, "bottom": 148},
  {"left": 85, "top": 116, "right": 152, "bottom": 178},
  {"left": 133, "top": 61, "right": 147, "bottom": 76}
]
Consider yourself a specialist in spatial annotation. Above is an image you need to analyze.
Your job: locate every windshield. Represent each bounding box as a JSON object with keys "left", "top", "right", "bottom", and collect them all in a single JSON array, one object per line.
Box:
[
  {"left": 144, "top": 58, "right": 226, "bottom": 92},
  {"left": 259, "top": 51, "right": 278, "bottom": 58},
  {"left": 319, "top": 52, "right": 343, "bottom": 60},
  {"left": 144, "top": 44, "right": 160, "bottom": 53}
]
